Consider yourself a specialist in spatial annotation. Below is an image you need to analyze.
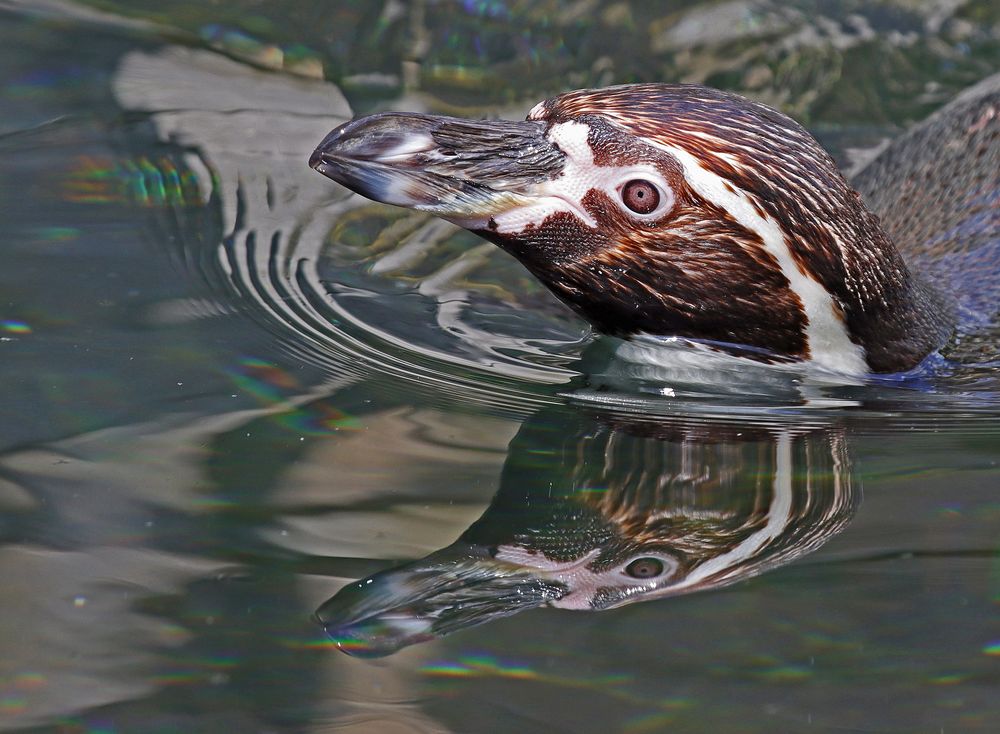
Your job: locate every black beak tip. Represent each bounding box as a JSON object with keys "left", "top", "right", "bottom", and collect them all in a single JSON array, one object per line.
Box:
[
  {"left": 309, "top": 146, "right": 349, "bottom": 183},
  {"left": 309, "top": 121, "right": 352, "bottom": 170},
  {"left": 308, "top": 147, "right": 323, "bottom": 170}
]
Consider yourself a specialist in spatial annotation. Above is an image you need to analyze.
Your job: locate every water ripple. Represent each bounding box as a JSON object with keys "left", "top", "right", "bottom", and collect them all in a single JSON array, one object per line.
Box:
[{"left": 112, "top": 45, "right": 585, "bottom": 416}]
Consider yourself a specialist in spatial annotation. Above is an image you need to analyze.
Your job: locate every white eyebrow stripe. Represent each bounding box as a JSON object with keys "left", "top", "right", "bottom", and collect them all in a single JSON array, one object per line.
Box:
[
  {"left": 487, "top": 120, "right": 678, "bottom": 236},
  {"left": 663, "top": 132, "right": 851, "bottom": 263},
  {"left": 644, "top": 138, "right": 867, "bottom": 375},
  {"left": 536, "top": 121, "right": 676, "bottom": 225}
]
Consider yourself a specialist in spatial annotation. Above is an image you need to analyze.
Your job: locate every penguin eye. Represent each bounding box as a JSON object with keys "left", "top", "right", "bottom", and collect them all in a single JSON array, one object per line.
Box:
[
  {"left": 624, "top": 557, "right": 665, "bottom": 579},
  {"left": 620, "top": 179, "right": 661, "bottom": 215}
]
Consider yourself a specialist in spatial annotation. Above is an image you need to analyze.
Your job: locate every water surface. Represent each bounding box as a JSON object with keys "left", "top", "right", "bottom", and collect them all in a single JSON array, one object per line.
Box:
[{"left": 0, "top": 2, "right": 998, "bottom": 732}]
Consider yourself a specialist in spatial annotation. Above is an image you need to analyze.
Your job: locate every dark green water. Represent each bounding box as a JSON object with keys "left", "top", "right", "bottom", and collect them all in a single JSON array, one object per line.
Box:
[{"left": 0, "top": 1, "right": 998, "bottom": 732}]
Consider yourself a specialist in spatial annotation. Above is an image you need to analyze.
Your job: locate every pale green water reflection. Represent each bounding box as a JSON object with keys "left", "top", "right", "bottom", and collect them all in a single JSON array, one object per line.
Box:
[{"left": 0, "top": 2, "right": 998, "bottom": 732}]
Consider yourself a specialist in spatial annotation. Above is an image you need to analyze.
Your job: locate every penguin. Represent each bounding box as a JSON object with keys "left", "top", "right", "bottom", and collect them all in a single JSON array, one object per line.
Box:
[{"left": 310, "top": 78, "right": 999, "bottom": 375}]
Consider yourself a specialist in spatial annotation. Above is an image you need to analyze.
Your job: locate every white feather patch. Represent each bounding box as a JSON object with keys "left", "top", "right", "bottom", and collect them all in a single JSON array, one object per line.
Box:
[
  {"left": 486, "top": 121, "right": 675, "bottom": 234},
  {"left": 646, "top": 140, "right": 868, "bottom": 375}
]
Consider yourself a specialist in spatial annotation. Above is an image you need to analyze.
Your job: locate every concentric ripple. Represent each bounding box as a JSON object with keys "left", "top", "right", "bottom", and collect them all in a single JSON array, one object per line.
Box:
[{"left": 111, "top": 45, "right": 587, "bottom": 416}]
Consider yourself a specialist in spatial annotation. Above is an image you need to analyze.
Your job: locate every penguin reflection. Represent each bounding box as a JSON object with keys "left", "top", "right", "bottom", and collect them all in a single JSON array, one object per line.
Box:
[{"left": 316, "top": 408, "right": 858, "bottom": 657}]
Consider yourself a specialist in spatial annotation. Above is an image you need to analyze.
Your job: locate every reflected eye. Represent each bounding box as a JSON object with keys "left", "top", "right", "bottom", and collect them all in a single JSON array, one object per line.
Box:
[
  {"left": 620, "top": 179, "right": 661, "bottom": 215},
  {"left": 624, "top": 557, "right": 665, "bottom": 579}
]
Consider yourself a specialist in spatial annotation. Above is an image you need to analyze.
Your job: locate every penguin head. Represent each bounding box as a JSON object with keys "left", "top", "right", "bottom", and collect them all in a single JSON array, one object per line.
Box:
[{"left": 312, "top": 84, "right": 946, "bottom": 372}]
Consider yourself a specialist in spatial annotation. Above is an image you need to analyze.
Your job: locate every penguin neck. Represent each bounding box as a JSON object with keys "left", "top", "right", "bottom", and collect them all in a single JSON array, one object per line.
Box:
[{"left": 838, "top": 218, "right": 955, "bottom": 373}]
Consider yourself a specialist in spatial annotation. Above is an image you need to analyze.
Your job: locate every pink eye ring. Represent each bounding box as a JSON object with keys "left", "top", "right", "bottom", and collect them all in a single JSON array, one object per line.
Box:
[{"left": 620, "top": 179, "right": 661, "bottom": 214}]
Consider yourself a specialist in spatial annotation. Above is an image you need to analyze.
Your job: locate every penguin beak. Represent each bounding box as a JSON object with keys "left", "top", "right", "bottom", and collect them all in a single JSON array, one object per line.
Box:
[
  {"left": 314, "top": 544, "right": 567, "bottom": 657},
  {"left": 309, "top": 112, "right": 565, "bottom": 226}
]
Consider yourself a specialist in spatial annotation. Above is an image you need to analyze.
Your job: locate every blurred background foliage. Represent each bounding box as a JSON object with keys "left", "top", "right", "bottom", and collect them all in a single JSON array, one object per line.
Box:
[{"left": 78, "top": 0, "right": 1000, "bottom": 127}]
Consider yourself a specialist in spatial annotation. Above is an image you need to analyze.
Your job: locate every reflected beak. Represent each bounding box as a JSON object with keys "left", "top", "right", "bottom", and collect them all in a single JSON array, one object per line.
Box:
[
  {"left": 314, "top": 544, "right": 567, "bottom": 657},
  {"left": 309, "top": 112, "right": 564, "bottom": 225}
]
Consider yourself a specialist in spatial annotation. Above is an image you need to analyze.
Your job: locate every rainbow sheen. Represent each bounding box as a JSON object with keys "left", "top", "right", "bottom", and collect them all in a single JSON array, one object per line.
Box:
[
  {"left": 984, "top": 641, "right": 1000, "bottom": 656},
  {"left": 11, "top": 672, "right": 47, "bottom": 690},
  {"left": 151, "top": 672, "right": 202, "bottom": 687},
  {"left": 63, "top": 155, "right": 203, "bottom": 206},
  {"left": 0, "top": 320, "right": 31, "bottom": 334},
  {"left": 422, "top": 649, "right": 708, "bottom": 726},
  {"left": 33, "top": 227, "right": 80, "bottom": 242},
  {"left": 280, "top": 402, "right": 363, "bottom": 434},
  {"left": 420, "top": 652, "right": 537, "bottom": 680},
  {"left": 226, "top": 357, "right": 362, "bottom": 435},
  {"left": 6, "top": 65, "right": 87, "bottom": 98},
  {"left": 461, "top": 0, "right": 510, "bottom": 20},
  {"left": 0, "top": 696, "right": 27, "bottom": 714},
  {"left": 198, "top": 23, "right": 322, "bottom": 76},
  {"left": 755, "top": 664, "right": 813, "bottom": 682},
  {"left": 230, "top": 357, "right": 301, "bottom": 395},
  {"left": 421, "top": 662, "right": 479, "bottom": 677},
  {"left": 327, "top": 635, "right": 381, "bottom": 655},
  {"left": 929, "top": 673, "right": 970, "bottom": 685},
  {"left": 283, "top": 637, "right": 342, "bottom": 650}
]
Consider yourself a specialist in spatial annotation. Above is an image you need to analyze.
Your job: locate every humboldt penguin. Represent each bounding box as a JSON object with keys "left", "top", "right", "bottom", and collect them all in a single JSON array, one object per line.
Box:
[{"left": 310, "top": 77, "right": 999, "bottom": 374}]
